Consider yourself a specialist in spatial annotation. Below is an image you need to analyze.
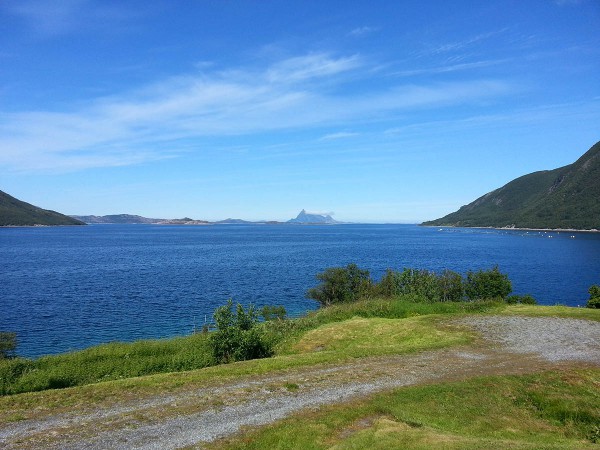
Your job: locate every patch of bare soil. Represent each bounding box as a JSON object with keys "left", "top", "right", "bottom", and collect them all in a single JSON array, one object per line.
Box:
[{"left": 1, "top": 316, "right": 598, "bottom": 449}]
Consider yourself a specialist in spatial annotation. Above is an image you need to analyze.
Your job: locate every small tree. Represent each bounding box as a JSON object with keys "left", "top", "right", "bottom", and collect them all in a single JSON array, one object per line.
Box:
[
  {"left": 438, "top": 269, "right": 464, "bottom": 302},
  {"left": 260, "top": 305, "right": 287, "bottom": 321},
  {"left": 396, "top": 268, "right": 441, "bottom": 302},
  {"left": 465, "top": 266, "right": 512, "bottom": 301},
  {"left": 210, "top": 300, "right": 272, "bottom": 363},
  {"left": 375, "top": 268, "right": 400, "bottom": 298},
  {"left": 307, "top": 264, "right": 372, "bottom": 306},
  {"left": 587, "top": 285, "right": 600, "bottom": 309},
  {"left": 0, "top": 332, "right": 17, "bottom": 359}
]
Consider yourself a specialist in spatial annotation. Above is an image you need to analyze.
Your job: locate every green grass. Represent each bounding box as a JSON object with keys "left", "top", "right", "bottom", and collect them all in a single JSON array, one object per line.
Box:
[
  {"left": 0, "top": 333, "right": 215, "bottom": 395},
  {"left": 0, "top": 300, "right": 481, "bottom": 417},
  {"left": 1, "top": 299, "right": 599, "bottom": 449},
  {"left": 291, "top": 316, "right": 468, "bottom": 358},
  {"left": 1, "top": 299, "right": 597, "bottom": 399},
  {"left": 1, "top": 297, "right": 499, "bottom": 397},
  {"left": 210, "top": 369, "right": 600, "bottom": 449}
]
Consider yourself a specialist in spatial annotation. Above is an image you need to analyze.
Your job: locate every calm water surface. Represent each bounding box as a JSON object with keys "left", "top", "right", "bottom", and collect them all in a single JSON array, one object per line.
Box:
[{"left": 1, "top": 224, "right": 599, "bottom": 357}]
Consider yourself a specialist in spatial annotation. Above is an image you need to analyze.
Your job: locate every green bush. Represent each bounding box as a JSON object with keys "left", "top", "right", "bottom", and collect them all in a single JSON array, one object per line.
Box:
[
  {"left": 465, "top": 266, "right": 512, "bottom": 301},
  {"left": 0, "top": 332, "right": 17, "bottom": 359},
  {"left": 210, "top": 300, "right": 273, "bottom": 364},
  {"left": 587, "top": 285, "right": 600, "bottom": 309},
  {"left": 306, "top": 263, "right": 373, "bottom": 306},
  {"left": 261, "top": 305, "right": 287, "bottom": 321},
  {"left": 310, "top": 264, "right": 514, "bottom": 305},
  {"left": 396, "top": 268, "right": 441, "bottom": 302},
  {"left": 375, "top": 268, "right": 399, "bottom": 298},
  {"left": 506, "top": 294, "right": 537, "bottom": 305},
  {"left": 375, "top": 268, "right": 463, "bottom": 302},
  {"left": 438, "top": 269, "right": 465, "bottom": 302}
]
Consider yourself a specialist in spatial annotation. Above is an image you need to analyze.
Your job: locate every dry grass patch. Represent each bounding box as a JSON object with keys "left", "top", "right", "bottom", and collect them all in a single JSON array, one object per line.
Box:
[{"left": 292, "top": 316, "right": 471, "bottom": 357}]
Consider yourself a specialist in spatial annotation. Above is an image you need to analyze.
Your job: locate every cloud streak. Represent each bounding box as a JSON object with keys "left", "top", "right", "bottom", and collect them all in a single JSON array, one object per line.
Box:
[
  {"left": 0, "top": 53, "right": 513, "bottom": 172},
  {"left": 2, "top": 0, "right": 138, "bottom": 37}
]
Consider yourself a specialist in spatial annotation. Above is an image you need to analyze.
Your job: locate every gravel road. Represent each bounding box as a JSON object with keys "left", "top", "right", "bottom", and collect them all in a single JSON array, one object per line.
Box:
[{"left": 1, "top": 315, "right": 599, "bottom": 449}]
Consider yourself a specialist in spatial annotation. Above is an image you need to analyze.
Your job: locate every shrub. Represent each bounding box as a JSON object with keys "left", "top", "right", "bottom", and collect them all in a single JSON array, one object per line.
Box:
[
  {"left": 438, "top": 269, "right": 464, "bottom": 302},
  {"left": 375, "top": 268, "right": 463, "bottom": 302},
  {"left": 210, "top": 299, "right": 273, "bottom": 363},
  {"left": 396, "top": 268, "right": 441, "bottom": 302},
  {"left": 587, "top": 285, "right": 600, "bottom": 309},
  {"left": 374, "top": 268, "right": 398, "bottom": 298},
  {"left": 306, "top": 263, "right": 373, "bottom": 306},
  {"left": 0, "top": 332, "right": 17, "bottom": 359},
  {"left": 465, "top": 266, "right": 512, "bottom": 301},
  {"left": 506, "top": 294, "right": 537, "bottom": 305},
  {"left": 261, "top": 305, "right": 287, "bottom": 321}
]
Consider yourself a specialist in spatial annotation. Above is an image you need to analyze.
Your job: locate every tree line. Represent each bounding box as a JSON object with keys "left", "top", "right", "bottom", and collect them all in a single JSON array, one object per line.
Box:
[{"left": 306, "top": 264, "right": 525, "bottom": 306}]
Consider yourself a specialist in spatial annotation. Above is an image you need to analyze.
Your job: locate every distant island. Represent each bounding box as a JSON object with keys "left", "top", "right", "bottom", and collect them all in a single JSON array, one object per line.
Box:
[
  {"left": 423, "top": 140, "right": 600, "bottom": 231},
  {"left": 69, "top": 210, "right": 341, "bottom": 225},
  {"left": 0, "top": 190, "right": 85, "bottom": 227},
  {"left": 287, "top": 209, "right": 340, "bottom": 224}
]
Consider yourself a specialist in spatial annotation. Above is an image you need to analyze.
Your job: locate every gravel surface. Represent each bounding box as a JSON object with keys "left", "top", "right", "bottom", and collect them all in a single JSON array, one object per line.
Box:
[
  {"left": 457, "top": 315, "right": 600, "bottom": 362},
  {"left": 1, "top": 315, "right": 599, "bottom": 449}
]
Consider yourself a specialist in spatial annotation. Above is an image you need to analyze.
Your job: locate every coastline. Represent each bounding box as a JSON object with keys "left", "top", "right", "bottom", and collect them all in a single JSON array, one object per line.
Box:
[{"left": 422, "top": 224, "right": 600, "bottom": 233}]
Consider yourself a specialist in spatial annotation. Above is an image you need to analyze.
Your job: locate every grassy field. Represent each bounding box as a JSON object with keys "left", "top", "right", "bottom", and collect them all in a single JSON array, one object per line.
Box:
[
  {"left": 0, "top": 298, "right": 499, "bottom": 396},
  {"left": 0, "top": 302, "right": 482, "bottom": 418},
  {"left": 2, "top": 300, "right": 598, "bottom": 397},
  {"left": 209, "top": 369, "right": 600, "bottom": 449}
]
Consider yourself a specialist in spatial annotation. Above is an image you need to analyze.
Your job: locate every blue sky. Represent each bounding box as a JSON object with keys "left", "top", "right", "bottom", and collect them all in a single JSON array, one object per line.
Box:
[{"left": 1, "top": 0, "right": 599, "bottom": 222}]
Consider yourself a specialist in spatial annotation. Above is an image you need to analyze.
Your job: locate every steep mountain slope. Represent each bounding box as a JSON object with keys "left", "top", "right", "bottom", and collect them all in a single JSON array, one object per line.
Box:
[
  {"left": 423, "top": 141, "right": 600, "bottom": 230},
  {"left": 0, "top": 190, "right": 85, "bottom": 226}
]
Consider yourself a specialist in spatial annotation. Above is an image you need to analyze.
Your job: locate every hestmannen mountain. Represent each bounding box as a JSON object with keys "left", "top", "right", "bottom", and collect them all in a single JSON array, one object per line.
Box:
[
  {"left": 0, "top": 190, "right": 85, "bottom": 227},
  {"left": 287, "top": 209, "right": 340, "bottom": 224},
  {"left": 423, "top": 141, "right": 600, "bottom": 230}
]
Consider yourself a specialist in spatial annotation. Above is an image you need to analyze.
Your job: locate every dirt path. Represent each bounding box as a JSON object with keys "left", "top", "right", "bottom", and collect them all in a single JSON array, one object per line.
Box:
[{"left": 1, "top": 316, "right": 599, "bottom": 449}]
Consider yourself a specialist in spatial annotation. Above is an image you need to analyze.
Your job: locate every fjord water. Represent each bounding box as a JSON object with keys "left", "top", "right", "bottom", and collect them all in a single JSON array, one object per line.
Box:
[{"left": 1, "top": 224, "right": 599, "bottom": 358}]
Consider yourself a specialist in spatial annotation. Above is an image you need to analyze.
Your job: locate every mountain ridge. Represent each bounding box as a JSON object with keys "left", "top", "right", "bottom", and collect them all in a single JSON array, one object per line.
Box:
[
  {"left": 422, "top": 141, "right": 600, "bottom": 230},
  {"left": 71, "top": 210, "right": 341, "bottom": 225}
]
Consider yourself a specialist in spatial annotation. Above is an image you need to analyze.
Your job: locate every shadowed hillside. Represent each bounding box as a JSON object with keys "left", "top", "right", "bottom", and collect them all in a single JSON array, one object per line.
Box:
[
  {"left": 423, "top": 141, "right": 600, "bottom": 230},
  {"left": 0, "top": 190, "right": 84, "bottom": 226}
]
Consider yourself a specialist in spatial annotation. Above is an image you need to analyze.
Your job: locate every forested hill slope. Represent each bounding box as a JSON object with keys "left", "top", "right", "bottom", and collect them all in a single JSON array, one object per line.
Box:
[
  {"left": 0, "top": 190, "right": 85, "bottom": 226},
  {"left": 422, "top": 141, "right": 600, "bottom": 230}
]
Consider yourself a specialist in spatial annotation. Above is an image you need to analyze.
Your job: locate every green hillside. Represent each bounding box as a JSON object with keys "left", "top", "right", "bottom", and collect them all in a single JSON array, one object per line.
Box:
[
  {"left": 423, "top": 141, "right": 600, "bottom": 230},
  {"left": 0, "top": 190, "right": 85, "bottom": 226}
]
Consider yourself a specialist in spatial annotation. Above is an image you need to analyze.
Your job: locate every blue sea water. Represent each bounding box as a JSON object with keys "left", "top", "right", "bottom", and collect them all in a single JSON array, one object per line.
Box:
[{"left": 1, "top": 224, "right": 599, "bottom": 358}]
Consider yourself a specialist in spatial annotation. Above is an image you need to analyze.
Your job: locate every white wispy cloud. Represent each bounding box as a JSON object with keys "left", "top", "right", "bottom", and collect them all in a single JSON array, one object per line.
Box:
[
  {"left": 383, "top": 100, "right": 600, "bottom": 136},
  {"left": 0, "top": 52, "right": 513, "bottom": 172},
  {"left": 304, "top": 210, "right": 335, "bottom": 216},
  {"left": 319, "top": 131, "right": 360, "bottom": 141},
  {"left": 2, "top": 0, "right": 138, "bottom": 37},
  {"left": 428, "top": 29, "right": 509, "bottom": 55},
  {"left": 392, "top": 59, "right": 510, "bottom": 77},
  {"left": 349, "top": 26, "right": 378, "bottom": 37},
  {"left": 265, "top": 53, "right": 362, "bottom": 83}
]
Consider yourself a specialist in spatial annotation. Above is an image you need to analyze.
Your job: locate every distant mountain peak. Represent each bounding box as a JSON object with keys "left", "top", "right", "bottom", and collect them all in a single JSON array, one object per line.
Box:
[{"left": 287, "top": 209, "right": 339, "bottom": 224}]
